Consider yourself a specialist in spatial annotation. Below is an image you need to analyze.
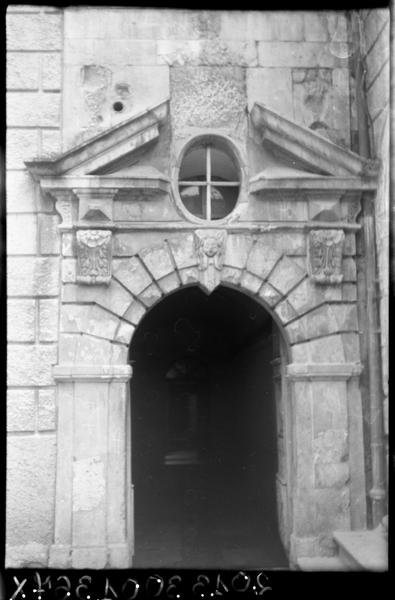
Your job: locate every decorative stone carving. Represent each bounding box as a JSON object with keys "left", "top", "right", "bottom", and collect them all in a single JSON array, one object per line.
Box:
[
  {"left": 52, "top": 190, "right": 76, "bottom": 230},
  {"left": 308, "top": 229, "right": 345, "bottom": 284},
  {"left": 76, "top": 230, "right": 112, "bottom": 285},
  {"left": 194, "top": 229, "right": 227, "bottom": 293}
]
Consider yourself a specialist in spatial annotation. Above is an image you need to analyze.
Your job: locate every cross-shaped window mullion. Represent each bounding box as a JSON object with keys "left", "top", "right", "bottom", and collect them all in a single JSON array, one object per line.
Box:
[{"left": 206, "top": 145, "right": 211, "bottom": 220}]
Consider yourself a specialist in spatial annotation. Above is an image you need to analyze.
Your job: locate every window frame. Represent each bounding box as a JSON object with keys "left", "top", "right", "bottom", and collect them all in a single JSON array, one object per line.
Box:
[{"left": 174, "top": 135, "right": 243, "bottom": 224}]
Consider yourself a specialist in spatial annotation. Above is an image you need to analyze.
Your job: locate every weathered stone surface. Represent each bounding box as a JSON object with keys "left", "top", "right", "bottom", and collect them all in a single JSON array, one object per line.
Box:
[
  {"left": 285, "top": 278, "right": 324, "bottom": 316},
  {"left": 71, "top": 547, "right": 107, "bottom": 570},
  {"left": 139, "top": 243, "right": 174, "bottom": 280},
  {"left": 342, "top": 257, "right": 357, "bottom": 282},
  {"left": 7, "top": 298, "right": 35, "bottom": 342},
  {"left": 157, "top": 272, "right": 181, "bottom": 295},
  {"left": 114, "top": 321, "right": 135, "bottom": 345},
  {"left": 38, "top": 388, "right": 56, "bottom": 431},
  {"left": 258, "top": 42, "right": 347, "bottom": 68},
  {"left": 75, "top": 334, "right": 112, "bottom": 364},
  {"left": 8, "top": 257, "right": 60, "bottom": 296},
  {"left": 286, "top": 303, "right": 356, "bottom": 343},
  {"left": 258, "top": 282, "right": 282, "bottom": 307},
  {"left": 138, "top": 282, "right": 163, "bottom": 307},
  {"left": 292, "top": 381, "right": 314, "bottom": 489},
  {"left": 39, "top": 298, "right": 59, "bottom": 342},
  {"left": 170, "top": 66, "right": 246, "bottom": 133},
  {"left": 220, "top": 266, "right": 242, "bottom": 286},
  {"left": 268, "top": 256, "right": 306, "bottom": 296},
  {"left": 41, "top": 129, "right": 62, "bottom": 156},
  {"left": 240, "top": 271, "right": 262, "bottom": 294},
  {"left": 123, "top": 300, "right": 146, "bottom": 326},
  {"left": 245, "top": 242, "right": 281, "bottom": 279},
  {"left": 158, "top": 39, "right": 257, "bottom": 66},
  {"left": 246, "top": 67, "right": 293, "bottom": 116},
  {"left": 292, "top": 335, "right": 345, "bottom": 363},
  {"left": 8, "top": 344, "right": 57, "bottom": 386},
  {"left": 224, "top": 235, "right": 253, "bottom": 270},
  {"left": 62, "top": 280, "right": 133, "bottom": 318},
  {"left": 342, "top": 283, "right": 357, "bottom": 301},
  {"left": 168, "top": 234, "right": 198, "bottom": 270},
  {"left": 7, "top": 389, "right": 36, "bottom": 432},
  {"left": 7, "top": 213, "right": 37, "bottom": 255},
  {"left": 6, "top": 171, "right": 38, "bottom": 213},
  {"left": 39, "top": 214, "right": 61, "bottom": 255},
  {"left": 58, "top": 333, "right": 78, "bottom": 363},
  {"left": 292, "top": 67, "right": 350, "bottom": 147},
  {"left": 178, "top": 267, "right": 200, "bottom": 286},
  {"left": 7, "top": 435, "right": 56, "bottom": 544},
  {"left": 41, "top": 53, "right": 61, "bottom": 90},
  {"left": 62, "top": 258, "right": 76, "bottom": 283},
  {"left": 7, "top": 128, "right": 40, "bottom": 170},
  {"left": 7, "top": 52, "right": 40, "bottom": 90},
  {"left": 113, "top": 257, "right": 152, "bottom": 296},
  {"left": 275, "top": 299, "right": 299, "bottom": 325},
  {"left": 312, "top": 382, "right": 348, "bottom": 435},
  {"left": 7, "top": 12, "right": 62, "bottom": 50},
  {"left": 62, "top": 233, "right": 74, "bottom": 257},
  {"left": 315, "top": 462, "right": 350, "bottom": 489},
  {"left": 7, "top": 92, "right": 60, "bottom": 127},
  {"left": 64, "top": 38, "right": 157, "bottom": 68},
  {"left": 111, "top": 343, "right": 128, "bottom": 364},
  {"left": 61, "top": 304, "right": 119, "bottom": 341},
  {"left": 314, "top": 488, "right": 350, "bottom": 531},
  {"left": 341, "top": 332, "right": 361, "bottom": 362},
  {"left": 313, "top": 429, "right": 348, "bottom": 463},
  {"left": 304, "top": 12, "right": 348, "bottom": 42},
  {"left": 113, "top": 232, "right": 166, "bottom": 257}
]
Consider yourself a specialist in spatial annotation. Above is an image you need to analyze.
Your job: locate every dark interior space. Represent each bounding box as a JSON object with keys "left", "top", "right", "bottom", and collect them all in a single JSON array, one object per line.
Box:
[{"left": 129, "top": 285, "right": 288, "bottom": 568}]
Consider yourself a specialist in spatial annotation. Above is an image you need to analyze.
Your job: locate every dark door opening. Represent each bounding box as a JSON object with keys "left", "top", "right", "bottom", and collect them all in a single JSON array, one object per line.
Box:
[{"left": 130, "top": 286, "right": 288, "bottom": 568}]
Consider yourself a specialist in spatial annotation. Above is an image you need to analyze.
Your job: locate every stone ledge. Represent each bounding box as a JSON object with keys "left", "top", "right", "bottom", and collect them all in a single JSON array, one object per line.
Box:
[
  {"left": 333, "top": 529, "right": 388, "bottom": 572},
  {"left": 53, "top": 364, "right": 133, "bottom": 381},
  {"left": 286, "top": 362, "right": 363, "bottom": 380}
]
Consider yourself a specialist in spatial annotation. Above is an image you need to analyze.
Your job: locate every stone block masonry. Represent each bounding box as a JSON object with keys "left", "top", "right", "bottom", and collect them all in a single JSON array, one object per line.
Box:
[{"left": 6, "top": 5, "right": 63, "bottom": 566}]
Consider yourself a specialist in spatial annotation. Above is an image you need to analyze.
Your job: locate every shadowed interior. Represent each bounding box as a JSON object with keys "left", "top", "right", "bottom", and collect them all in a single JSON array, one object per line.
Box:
[{"left": 129, "top": 285, "right": 288, "bottom": 568}]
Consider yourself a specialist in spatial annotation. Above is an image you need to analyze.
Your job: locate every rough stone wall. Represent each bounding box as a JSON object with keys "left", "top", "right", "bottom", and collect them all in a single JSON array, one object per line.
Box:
[
  {"left": 6, "top": 4, "right": 63, "bottom": 566},
  {"left": 360, "top": 9, "right": 389, "bottom": 441}
]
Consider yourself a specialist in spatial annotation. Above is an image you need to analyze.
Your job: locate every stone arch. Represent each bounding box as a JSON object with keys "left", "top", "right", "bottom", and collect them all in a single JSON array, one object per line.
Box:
[{"left": 62, "top": 233, "right": 355, "bottom": 367}]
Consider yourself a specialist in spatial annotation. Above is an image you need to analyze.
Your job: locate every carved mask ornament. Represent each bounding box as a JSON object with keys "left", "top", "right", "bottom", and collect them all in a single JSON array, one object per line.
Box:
[
  {"left": 194, "top": 229, "right": 227, "bottom": 293},
  {"left": 308, "top": 229, "right": 345, "bottom": 284}
]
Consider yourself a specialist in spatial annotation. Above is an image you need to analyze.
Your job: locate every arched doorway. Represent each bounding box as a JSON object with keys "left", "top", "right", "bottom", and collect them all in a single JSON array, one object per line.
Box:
[{"left": 129, "top": 285, "right": 289, "bottom": 569}]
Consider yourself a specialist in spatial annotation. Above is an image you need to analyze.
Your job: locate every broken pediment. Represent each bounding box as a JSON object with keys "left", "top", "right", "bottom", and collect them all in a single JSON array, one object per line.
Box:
[
  {"left": 249, "top": 102, "right": 380, "bottom": 193},
  {"left": 25, "top": 99, "right": 169, "bottom": 180}
]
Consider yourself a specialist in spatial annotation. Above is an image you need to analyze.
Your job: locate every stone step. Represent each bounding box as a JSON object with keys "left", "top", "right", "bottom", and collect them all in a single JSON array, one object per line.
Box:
[
  {"left": 296, "top": 556, "right": 350, "bottom": 571},
  {"left": 333, "top": 529, "right": 388, "bottom": 572}
]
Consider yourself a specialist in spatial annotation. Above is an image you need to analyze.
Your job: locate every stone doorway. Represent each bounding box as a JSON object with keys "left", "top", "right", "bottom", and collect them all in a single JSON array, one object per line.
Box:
[{"left": 129, "top": 285, "right": 289, "bottom": 569}]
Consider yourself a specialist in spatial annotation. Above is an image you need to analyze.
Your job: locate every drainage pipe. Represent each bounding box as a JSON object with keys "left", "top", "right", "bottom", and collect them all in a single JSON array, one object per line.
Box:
[{"left": 351, "top": 10, "right": 387, "bottom": 526}]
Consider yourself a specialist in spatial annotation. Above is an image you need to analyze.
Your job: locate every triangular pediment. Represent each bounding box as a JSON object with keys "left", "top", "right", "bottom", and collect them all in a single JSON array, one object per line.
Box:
[
  {"left": 25, "top": 99, "right": 169, "bottom": 179},
  {"left": 249, "top": 102, "right": 380, "bottom": 192}
]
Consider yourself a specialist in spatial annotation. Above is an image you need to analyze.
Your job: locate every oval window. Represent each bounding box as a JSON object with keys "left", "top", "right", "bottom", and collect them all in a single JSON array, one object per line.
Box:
[{"left": 178, "top": 140, "right": 240, "bottom": 220}]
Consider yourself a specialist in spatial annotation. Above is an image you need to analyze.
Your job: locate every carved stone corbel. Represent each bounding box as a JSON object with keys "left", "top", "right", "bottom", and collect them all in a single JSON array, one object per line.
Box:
[
  {"left": 308, "top": 229, "right": 345, "bottom": 284},
  {"left": 51, "top": 190, "right": 78, "bottom": 230},
  {"left": 76, "top": 229, "right": 112, "bottom": 285},
  {"left": 194, "top": 229, "right": 227, "bottom": 293}
]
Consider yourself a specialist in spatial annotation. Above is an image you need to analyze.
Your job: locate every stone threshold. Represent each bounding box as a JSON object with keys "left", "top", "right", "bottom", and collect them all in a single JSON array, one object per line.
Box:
[
  {"left": 333, "top": 529, "right": 388, "bottom": 572},
  {"left": 296, "top": 556, "right": 349, "bottom": 571}
]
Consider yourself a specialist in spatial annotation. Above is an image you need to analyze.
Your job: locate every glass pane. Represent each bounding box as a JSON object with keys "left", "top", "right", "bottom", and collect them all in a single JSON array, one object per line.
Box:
[
  {"left": 179, "top": 146, "right": 207, "bottom": 180},
  {"left": 179, "top": 185, "right": 207, "bottom": 219},
  {"left": 211, "top": 147, "right": 239, "bottom": 182},
  {"left": 211, "top": 186, "right": 239, "bottom": 220}
]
